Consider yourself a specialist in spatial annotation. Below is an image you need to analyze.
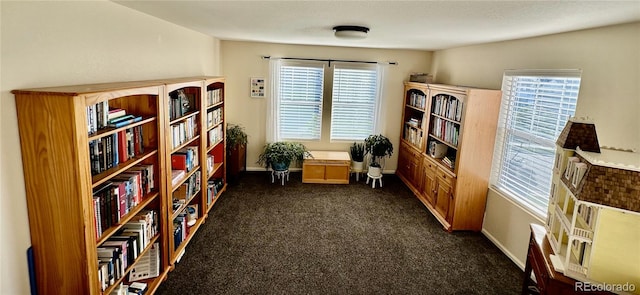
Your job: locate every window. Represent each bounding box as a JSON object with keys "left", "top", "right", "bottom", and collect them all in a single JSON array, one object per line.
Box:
[
  {"left": 491, "top": 70, "right": 581, "bottom": 218},
  {"left": 330, "top": 63, "right": 381, "bottom": 141},
  {"left": 276, "top": 61, "right": 324, "bottom": 141},
  {"left": 267, "top": 59, "right": 383, "bottom": 142}
]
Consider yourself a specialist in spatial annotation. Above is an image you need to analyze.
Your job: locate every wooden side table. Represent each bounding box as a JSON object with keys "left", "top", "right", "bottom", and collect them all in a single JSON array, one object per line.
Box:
[{"left": 523, "top": 224, "right": 613, "bottom": 295}]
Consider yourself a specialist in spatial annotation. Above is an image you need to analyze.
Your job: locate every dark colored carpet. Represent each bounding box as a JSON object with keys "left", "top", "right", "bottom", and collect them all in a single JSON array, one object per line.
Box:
[{"left": 157, "top": 172, "right": 523, "bottom": 295}]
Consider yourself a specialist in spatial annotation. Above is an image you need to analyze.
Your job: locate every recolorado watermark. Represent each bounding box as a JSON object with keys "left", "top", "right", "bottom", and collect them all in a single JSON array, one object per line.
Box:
[{"left": 575, "top": 282, "right": 636, "bottom": 293}]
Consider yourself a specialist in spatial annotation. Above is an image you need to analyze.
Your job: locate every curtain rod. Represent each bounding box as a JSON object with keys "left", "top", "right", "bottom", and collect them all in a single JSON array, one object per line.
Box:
[{"left": 261, "top": 56, "right": 397, "bottom": 66}]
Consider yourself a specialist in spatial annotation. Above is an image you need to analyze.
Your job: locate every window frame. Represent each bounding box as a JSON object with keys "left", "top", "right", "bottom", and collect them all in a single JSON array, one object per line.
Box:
[
  {"left": 267, "top": 58, "right": 384, "bottom": 143},
  {"left": 329, "top": 62, "right": 382, "bottom": 142},
  {"left": 490, "top": 69, "right": 582, "bottom": 219}
]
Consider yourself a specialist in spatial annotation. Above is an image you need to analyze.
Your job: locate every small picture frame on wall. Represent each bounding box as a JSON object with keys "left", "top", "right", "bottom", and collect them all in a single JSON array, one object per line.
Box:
[{"left": 250, "top": 77, "right": 265, "bottom": 98}]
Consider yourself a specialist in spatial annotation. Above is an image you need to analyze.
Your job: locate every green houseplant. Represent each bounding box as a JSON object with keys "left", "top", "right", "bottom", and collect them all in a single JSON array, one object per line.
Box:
[
  {"left": 257, "top": 141, "right": 311, "bottom": 171},
  {"left": 226, "top": 124, "right": 248, "bottom": 183},
  {"left": 364, "top": 134, "right": 393, "bottom": 176},
  {"left": 350, "top": 142, "right": 365, "bottom": 172}
]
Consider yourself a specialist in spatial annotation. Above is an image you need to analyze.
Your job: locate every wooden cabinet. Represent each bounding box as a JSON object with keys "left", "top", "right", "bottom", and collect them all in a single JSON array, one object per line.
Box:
[
  {"left": 302, "top": 151, "right": 350, "bottom": 184},
  {"left": 396, "top": 82, "right": 501, "bottom": 231},
  {"left": 397, "top": 141, "right": 423, "bottom": 191},
  {"left": 12, "top": 77, "right": 227, "bottom": 295},
  {"left": 434, "top": 167, "right": 455, "bottom": 223},
  {"left": 420, "top": 156, "right": 437, "bottom": 205}
]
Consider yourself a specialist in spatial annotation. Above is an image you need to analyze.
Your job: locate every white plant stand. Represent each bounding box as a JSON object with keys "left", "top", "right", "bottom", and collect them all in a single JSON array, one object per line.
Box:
[
  {"left": 271, "top": 169, "right": 289, "bottom": 186},
  {"left": 366, "top": 172, "right": 383, "bottom": 188}
]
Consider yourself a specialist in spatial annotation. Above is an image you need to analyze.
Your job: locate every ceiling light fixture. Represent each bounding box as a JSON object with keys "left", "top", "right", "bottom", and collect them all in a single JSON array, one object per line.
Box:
[{"left": 333, "top": 25, "right": 369, "bottom": 39}]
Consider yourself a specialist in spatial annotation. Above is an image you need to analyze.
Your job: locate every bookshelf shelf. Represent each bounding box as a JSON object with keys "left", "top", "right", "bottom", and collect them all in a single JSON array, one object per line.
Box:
[
  {"left": 171, "top": 166, "right": 201, "bottom": 192},
  {"left": 92, "top": 150, "right": 158, "bottom": 188},
  {"left": 171, "top": 190, "right": 201, "bottom": 220},
  {"left": 169, "top": 110, "right": 200, "bottom": 126},
  {"left": 397, "top": 82, "right": 501, "bottom": 231},
  {"left": 405, "top": 104, "right": 425, "bottom": 112},
  {"left": 206, "top": 101, "right": 224, "bottom": 110},
  {"left": 429, "top": 112, "right": 460, "bottom": 125},
  {"left": 97, "top": 190, "right": 159, "bottom": 244},
  {"left": 88, "top": 117, "right": 156, "bottom": 141},
  {"left": 171, "top": 217, "right": 205, "bottom": 264},
  {"left": 103, "top": 234, "right": 161, "bottom": 295},
  {"left": 12, "top": 76, "right": 226, "bottom": 295}
]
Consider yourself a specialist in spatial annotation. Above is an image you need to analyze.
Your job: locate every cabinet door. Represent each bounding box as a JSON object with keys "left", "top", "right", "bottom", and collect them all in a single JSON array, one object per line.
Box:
[
  {"left": 435, "top": 178, "right": 453, "bottom": 221},
  {"left": 397, "top": 146, "right": 412, "bottom": 180},
  {"left": 421, "top": 158, "right": 437, "bottom": 205},
  {"left": 302, "top": 164, "right": 326, "bottom": 183},
  {"left": 410, "top": 156, "right": 423, "bottom": 191}
]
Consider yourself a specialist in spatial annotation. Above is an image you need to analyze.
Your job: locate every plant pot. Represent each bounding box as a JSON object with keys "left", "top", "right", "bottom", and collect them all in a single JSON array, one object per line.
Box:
[
  {"left": 368, "top": 166, "right": 382, "bottom": 177},
  {"left": 271, "top": 162, "right": 289, "bottom": 171},
  {"left": 351, "top": 161, "right": 364, "bottom": 172}
]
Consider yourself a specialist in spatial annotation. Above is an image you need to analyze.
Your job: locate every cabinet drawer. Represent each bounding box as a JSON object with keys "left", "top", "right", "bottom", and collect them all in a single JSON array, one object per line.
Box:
[
  {"left": 436, "top": 168, "right": 455, "bottom": 185},
  {"left": 423, "top": 157, "right": 437, "bottom": 173}
]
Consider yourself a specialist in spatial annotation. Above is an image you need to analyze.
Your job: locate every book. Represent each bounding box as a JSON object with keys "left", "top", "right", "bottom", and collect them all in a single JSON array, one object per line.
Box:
[
  {"left": 171, "top": 170, "right": 185, "bottom": 186},
  {"left": 108, "top": 108, "right": 126, "bottom": 120},
  {"left": 108, "top": 116, "right": 142, "bottom": 128}
]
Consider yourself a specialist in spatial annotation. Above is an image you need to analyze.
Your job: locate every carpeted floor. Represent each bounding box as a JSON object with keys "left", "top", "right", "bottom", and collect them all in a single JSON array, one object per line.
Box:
[{"left": 156, "top": 172, "right": 524, "bottom": 295}]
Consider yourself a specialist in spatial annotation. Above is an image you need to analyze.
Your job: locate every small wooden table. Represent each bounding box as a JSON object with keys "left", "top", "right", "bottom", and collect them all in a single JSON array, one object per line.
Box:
[
  {"left": 523, "top": 224, "right": 612, "bottom": 295},
  {"left": 302, "top": 151, "right": 350, "bottom": 184}
]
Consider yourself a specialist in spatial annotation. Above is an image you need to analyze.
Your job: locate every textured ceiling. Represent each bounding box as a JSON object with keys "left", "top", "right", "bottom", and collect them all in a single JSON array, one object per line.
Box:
[{"left": 113, "top": 0, "right": 640, "bottom": 50}]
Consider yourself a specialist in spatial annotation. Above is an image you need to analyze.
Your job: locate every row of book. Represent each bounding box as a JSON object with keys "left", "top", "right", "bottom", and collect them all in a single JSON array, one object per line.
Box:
[
  {"left": 442, "top": 156, "right": 455, "bottom": 169},
  {"left": 172, "top": 171, "right": 202, "bottom": 214},
  {"left": 87, "top": 101, "right": 142, "bottom": 135},
  {"left": 207, "top": 178, "right": 224, "bottom": 206},
  {"left": 206, "top": 154, "right": 216, "bottom": 175},
  {"left": 92, "top": 164, "right": 155, "bottom": 239},
  {"left": 108, "top": 281, "right": 148, "bottom": 295},
  {"left": 432, "top": 94, "right": 463, "bottom": 122},
  {"left": 207, "top": 88, "right": 223, "bottom": 106},
  {"left": 89, "top": 126, "right": 144, "bottom": 175},
  {"left": 431, "top": 117, "right": 460, "bottom": 146},
  {"left": 406, "top": 117, "right": 422, "bottom": 129},
  {"left": 208, "top": 125, "right": 223, "bottom": 147},
  {"left": 404, "top": 125, "right": 423, "bottom": 147},
  {"left": 206, "top": 107, "right": 223, "bottom": 128},
  {"left": 168, "top": 89, "right": 197, "bottom": 121},
  {"left": 171, "top": 116, "right": 198, "bottom": 150},
  {"left": 171, "top": 146, "right": 199, "bottom": 172},
  {"left": 407, "top": 92, "right": 427, "bottom": 109},
  {"left": 173, "top": 211, "right": 191, "bottom": 250},
  {"left": 97, "top": 210, "right": 158, "bottom": 291}
]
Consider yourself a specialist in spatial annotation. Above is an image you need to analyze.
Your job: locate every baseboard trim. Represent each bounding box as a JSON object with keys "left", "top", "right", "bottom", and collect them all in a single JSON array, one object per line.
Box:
[
  {"left": 481, "top": 228, "right": 526, "bottom": 271},
  {"left": 246, "top": 166, "right": 396, "bottom": 174}
]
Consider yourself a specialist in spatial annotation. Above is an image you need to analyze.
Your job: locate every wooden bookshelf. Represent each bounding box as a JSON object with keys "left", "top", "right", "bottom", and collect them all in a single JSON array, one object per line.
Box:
[
  {"left": 396, "top": 82, "right": 501, "bottom": 231},
  {"left": 12, "top": 76, "right": 226, "bottom": 295}
]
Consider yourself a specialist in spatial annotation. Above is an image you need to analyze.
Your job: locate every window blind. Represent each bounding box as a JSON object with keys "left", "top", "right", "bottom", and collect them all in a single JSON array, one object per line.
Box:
[
  {"left": 278, "top": 63, "right": 324, "bottom": 140},
  {"left": 330, "top": 65, "right": 380, "bottom": 141},
  {"left": 491, "top": 70, "right": 581, "bottom": 217}
]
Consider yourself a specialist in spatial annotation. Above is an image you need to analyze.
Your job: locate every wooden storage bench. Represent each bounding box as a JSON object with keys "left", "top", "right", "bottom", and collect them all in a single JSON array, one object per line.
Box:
[{"left": 302, "top": 151, "right": 350, "bottom": 184}]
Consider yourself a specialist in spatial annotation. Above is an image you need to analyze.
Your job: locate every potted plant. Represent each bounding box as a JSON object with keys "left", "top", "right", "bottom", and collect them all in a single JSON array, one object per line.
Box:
[
  {"left": 364, "top": 134, "right": 394, "bottom": 177},
  {"left": 226, "top": 124, "right": 248, "bottom": 183},
  {"left": 257, "top": 141, "right": 311, "bottom": 171},
  {"left": 350, "top": 142, "right": 365, "bottom": 172}
]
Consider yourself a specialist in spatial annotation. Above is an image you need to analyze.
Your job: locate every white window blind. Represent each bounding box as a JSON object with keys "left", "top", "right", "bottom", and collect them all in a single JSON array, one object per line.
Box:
[
  {"left": 330, "top": 64, "right": 381, "bottom": 141},
  {"left": 491, "top": 70, "right": 581, "bottom": 217},
  {"left": 278, "top": 62, "right": 324, "bottom": 140}
]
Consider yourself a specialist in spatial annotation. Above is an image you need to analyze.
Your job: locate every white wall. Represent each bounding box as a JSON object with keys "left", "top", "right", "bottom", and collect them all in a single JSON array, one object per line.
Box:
[
  {"left": 0, "top": 1, "right": 220, "bottom": 293},
  {"left": 430, "top": 22, "right": 640, "bottom": 268},
  {"left": 221, "top": 40, "right": 432, "bottom": 171}
]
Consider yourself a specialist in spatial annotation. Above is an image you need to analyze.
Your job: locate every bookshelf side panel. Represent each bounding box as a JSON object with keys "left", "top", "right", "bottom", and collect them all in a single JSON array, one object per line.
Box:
[{"left": 15, "top": 93, "right": 94, "bottom": 294}]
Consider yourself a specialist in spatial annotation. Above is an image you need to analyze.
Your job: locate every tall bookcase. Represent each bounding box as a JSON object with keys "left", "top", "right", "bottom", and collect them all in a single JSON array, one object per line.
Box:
[
  {"left": 12, "top": 76, "right": 227, "bottom": 295},
  {"left": 397, "top": 82, "right": 501, "bottom": 231}
]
